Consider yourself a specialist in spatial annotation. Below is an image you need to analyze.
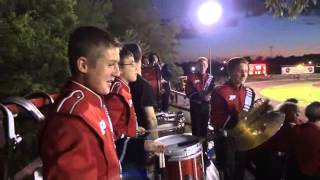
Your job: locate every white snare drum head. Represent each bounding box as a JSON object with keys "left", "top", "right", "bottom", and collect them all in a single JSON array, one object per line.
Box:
[{"left": 156, "top": 134, "right": 202, "bottom": 161}]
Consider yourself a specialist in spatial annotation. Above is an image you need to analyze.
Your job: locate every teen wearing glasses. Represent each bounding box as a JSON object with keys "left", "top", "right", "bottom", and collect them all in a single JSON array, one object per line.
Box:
[{"left": 104, "top": 47, "right": 164, "bottom": 179}]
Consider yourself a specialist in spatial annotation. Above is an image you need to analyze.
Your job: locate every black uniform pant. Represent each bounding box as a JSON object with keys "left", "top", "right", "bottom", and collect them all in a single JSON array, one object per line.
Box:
[
  {"left": 190, "top": 100, "right": 210, "bottom": 165},
  {"left": 190, "top": 101, "right": 209, "bottom": 138},
  {"left": 161, "top": 83, "right": 170, "bottom": 111},
  {"left": 214, "top": 134, "right": 246, "bottom": 180}
]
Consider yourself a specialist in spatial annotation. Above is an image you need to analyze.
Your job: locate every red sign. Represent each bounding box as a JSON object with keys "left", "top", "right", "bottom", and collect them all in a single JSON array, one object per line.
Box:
[{"left": 249, "top": 64, "right": 267, "bottom": 75}]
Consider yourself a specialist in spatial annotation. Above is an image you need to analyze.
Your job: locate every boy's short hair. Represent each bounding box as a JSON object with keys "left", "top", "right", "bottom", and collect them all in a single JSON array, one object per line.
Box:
[
  {"left": 197, "top": 57, "right": 208, "bottom": 64},
  {"left": 68, "top": 26, "right": 120, "bottom": 75},
  {"left": 305, "top": 101, "right": 320, "bottom": 122},
  {"left": 227, "top": 57, "right": 249, "bottom": 73},
  {"left": 122, "top": 43, "right": 142, "bottom": 63},
  {"left": 119, "top": 47, "right": 134, "bottom": 65}
]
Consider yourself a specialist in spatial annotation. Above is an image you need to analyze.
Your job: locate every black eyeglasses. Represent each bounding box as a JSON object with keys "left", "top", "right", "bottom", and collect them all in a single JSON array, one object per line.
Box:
[{"left": 120, "top": 62, "right": 136, "bottom": 67}]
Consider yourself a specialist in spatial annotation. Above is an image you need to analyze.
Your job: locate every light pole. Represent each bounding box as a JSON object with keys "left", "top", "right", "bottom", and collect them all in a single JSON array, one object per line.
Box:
[
  {"left": 209, "top": 46, "right": 212, "bottom": 74},
  {"left": 197, "top": 0, "right": 223, "bottom": 74}
]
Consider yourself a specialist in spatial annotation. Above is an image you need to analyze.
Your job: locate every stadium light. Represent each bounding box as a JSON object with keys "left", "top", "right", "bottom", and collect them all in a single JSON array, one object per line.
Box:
[
  {"left": 191, "top": 66, "right": 196, "bottom": 72},
  {"left": 297, "top": 64, "right": 304, "bottom": 70},
  {"left": 197, "top": 1, "right": 223, "bottom": 26},
  {"left": 308, "top": 61, "right": 312, "bottom": 65}
]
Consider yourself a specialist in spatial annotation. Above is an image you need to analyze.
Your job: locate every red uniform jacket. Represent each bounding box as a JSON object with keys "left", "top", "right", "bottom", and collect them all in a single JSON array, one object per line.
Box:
[
  {"left": 40, "top": 80, "right": 120, "bottom": 180},
  {"left": 211, "top": 81, "right": 255, "bottom": 129},
  {"left": 293, "top": 123, "right": 320, "bottom": 176},
  {"left": 264, "top": 122, "right": 320, "bottom": 177},
  {"left": 185, "top": 72, "right": 211, "bottom": 99},
  {"left": 104, "top": 78, "right": 137, "bottom": 138}
]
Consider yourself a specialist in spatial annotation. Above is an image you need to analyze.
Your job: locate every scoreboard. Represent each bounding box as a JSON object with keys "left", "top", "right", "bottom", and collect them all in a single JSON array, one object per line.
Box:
[{"left": 249, "top": 64, "right": 267, "bottom": 75}]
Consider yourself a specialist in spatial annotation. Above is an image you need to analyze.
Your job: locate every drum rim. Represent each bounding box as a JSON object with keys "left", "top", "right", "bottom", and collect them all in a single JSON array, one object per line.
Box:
[
  {"left": 156, "top": 134, "right": 202, "bottom": 160},
  {"left": 155, "top": 134, "right": 199, "bottom": 142},
  {"left": 167, "top": 148, "right": 203, "bottom": 161}
]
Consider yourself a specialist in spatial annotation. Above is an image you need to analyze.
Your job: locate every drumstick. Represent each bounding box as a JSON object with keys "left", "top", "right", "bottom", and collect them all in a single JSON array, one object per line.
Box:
[
  {"left": 159, "top": 153, "right": 162, "bottom": 168},
  {"left": 159, "top": 153, "right": 165, "bottom": 168},
  {"left": 162, "top": 153, "right": 166, "bottom": 168}
]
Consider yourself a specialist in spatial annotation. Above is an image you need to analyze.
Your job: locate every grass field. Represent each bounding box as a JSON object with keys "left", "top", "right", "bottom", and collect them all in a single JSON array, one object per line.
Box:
[{"left": 260, "top": 82, "right": 320, "bottom": 107}]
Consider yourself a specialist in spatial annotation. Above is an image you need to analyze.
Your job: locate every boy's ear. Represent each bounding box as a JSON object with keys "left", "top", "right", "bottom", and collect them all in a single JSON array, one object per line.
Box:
[{"left": 77, "top": 57, "right": 89, "bottom": 73}]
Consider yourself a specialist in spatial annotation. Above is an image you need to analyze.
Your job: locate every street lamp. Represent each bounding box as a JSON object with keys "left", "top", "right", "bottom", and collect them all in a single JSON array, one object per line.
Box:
[{"left": 197, "top": 0, "right": 223, "bottom": 74}]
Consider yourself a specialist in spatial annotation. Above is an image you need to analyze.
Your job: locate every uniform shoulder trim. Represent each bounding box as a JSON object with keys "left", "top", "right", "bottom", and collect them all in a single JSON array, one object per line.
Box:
[
  {"left": 244, "top": 86, "right": 254, "bottom": 91},
  {"left": 56, "top": 90, "right": 85, "bottom": 114},
  {"left": 110, "top": 81, "right": 121, "bottom": 94}
]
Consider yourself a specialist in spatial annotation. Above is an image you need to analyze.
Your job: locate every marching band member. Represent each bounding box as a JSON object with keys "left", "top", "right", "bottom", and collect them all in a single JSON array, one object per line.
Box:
[
  {"left": 186, "top": 57, "right": 214, "bottom": 139},
  {"left": 104, "top": 47, "right": 164, "bottom": 179},
  {"left": 211, "top": 57, "right": 255, "bottom": 180},
  {"left": 262, "top": 101, "right": 320, "bottom": 180},
  {"left": 148, "top": 53, "right": 172, "bottom": 112},
  {"left": 185, "top": 57, "right": 215, "bottom": 167},
  {"left": 40, "top": 26, "right": 121, "bottom": 180},
  {"left": 126, "top": 44, "right": 158, "bottom": 139}
]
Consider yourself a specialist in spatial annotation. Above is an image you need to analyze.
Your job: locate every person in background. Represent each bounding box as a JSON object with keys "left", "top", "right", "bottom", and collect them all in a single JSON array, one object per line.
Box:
[
  {"left": 279, "top": 98, "right": 307, "bottom": 126},
  {"left": 149, "top": 52, "right": 172, "bottom": 112},
  {"left": 40, "top": 26, "right": 122, "bottom": 180},
  {"left": 186, "top": 57, "right": 215, "bottom": 167},
  {"left": 141, "top": 54, "right": 149, "bottom": 67},
  {"left": 104, "top": 47, "right": 164, "bottom": 179},
  {"left": 257, "top": 100, "right": 319, "bottom": 180},
  {"left": 281, "top": 101, "right": 320, "bottom": 179},
  {"left": 126, "top": 44, "right": 158, "bottom": 139}
]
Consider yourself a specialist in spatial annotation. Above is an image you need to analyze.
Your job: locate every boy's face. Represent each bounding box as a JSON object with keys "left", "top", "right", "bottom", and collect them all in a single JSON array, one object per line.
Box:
[
  {"left": 120, "top": 56, "right": 137, "bottom": 82},
  {"left": 83, "top": 47, "right": 120, "bottom": 95},
  {"left": 230, "top": 63, "right": 249, "bottom": 86},
  {"left": 196, "top": 60, "right": 208, "bottom": 74}
]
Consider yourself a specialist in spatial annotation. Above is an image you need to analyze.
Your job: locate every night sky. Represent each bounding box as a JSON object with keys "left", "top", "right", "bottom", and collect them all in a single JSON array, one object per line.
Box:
[{"left": 154, "top": 0, "right": 320, "bottom": 61}]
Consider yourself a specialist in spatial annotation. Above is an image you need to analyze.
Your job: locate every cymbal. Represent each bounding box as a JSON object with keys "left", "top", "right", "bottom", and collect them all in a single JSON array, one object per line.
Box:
[{"left": 228, "top": 107, "right": 285, "bottom": 151}]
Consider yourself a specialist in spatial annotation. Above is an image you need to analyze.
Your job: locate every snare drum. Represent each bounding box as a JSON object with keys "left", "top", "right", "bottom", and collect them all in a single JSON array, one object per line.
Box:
[{"left": 156, "top": 134, "right": 204, "bottom": 180}]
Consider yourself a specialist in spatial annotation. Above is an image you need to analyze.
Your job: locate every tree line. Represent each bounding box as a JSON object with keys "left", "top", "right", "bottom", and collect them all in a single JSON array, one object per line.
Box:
[{"left": 0, "top": 0, "right": 182, "bottom": 99}]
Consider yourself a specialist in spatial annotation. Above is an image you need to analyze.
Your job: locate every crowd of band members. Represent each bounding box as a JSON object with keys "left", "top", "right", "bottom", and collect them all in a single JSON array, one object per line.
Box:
[
  {"left": 186, "top": 57, "right": 320, "bottom": 180},
  {"left": 39, "top": 25, "right": 320, "bottom": 180}
]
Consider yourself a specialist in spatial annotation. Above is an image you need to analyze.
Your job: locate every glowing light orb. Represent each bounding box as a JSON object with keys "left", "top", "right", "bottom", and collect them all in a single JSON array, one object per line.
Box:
[{"left": 197, "top": 1, "right": 223, "bottom": 26}]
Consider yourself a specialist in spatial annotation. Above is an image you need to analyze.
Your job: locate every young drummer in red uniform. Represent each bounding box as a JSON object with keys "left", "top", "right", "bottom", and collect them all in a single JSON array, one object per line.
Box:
[
  {"left": 211, "top": 57, "right": 255, "bottom": 180},
  {"left": 40, "top": 26, "right": 121, "bottom": 180},
  {"left": 104, "top": 47, "right": 164, "bottom": 179}
]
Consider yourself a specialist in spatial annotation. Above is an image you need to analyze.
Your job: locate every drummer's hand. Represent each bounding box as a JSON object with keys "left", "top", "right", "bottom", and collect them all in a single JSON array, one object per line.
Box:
[
  {"left": 137, "top": 126, "right": 146, "bottom": 135},
  {"left": 144, "top": 140, "right": 165, "bottom": 155}
]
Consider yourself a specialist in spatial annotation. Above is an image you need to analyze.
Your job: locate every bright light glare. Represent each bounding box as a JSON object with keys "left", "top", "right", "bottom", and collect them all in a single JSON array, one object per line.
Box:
[
  {"left": 297, "top": 64, "right": 304, "bottom": 70},
  {"left": 197, "top": 1, "right": 223, "bottom": 26}
]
